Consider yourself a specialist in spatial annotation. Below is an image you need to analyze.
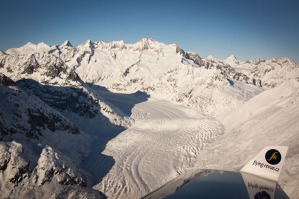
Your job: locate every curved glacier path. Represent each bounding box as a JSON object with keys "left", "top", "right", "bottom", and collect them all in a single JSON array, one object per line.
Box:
[
  {"left": 78, "top": 85, "right": 150, "bottom": 186},
  {"left": 91, "top": 98, "right": 224, "bottom": 199}
]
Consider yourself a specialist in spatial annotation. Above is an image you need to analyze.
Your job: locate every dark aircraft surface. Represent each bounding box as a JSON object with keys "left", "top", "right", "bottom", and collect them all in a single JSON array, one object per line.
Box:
[{"left": 143, "top": 146, "right": 289, "bottom": 199}]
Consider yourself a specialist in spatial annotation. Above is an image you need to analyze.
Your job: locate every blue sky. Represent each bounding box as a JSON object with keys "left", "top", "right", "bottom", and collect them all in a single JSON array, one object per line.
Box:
[{"left": 1, "top": 0, "right": 298, "bottom": 63}]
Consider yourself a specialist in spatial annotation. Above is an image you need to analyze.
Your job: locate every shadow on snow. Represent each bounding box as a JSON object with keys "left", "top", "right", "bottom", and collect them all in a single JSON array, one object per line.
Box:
[{"left": 15, "top": 79, "right": 150, "bottom": 185}]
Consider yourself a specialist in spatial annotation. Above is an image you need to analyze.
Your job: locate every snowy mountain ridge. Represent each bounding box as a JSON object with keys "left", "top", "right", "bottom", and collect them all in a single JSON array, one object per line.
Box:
[
  {"left": 1, "top": 39, "right": 298, "bottom": 117},
  {"left": 0, "top": 39, "right": 299, "bottom": 198}
]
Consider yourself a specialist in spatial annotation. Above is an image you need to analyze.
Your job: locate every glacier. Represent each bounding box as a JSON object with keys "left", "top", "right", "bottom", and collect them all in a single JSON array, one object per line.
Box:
[{"left": 0, "top": 38, "right": 299, "bottom": 198}]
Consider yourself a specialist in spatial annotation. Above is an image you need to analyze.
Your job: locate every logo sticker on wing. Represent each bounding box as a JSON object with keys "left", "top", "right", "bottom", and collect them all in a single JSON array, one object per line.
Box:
[
  {"left": 240, "top": 146, "right": 288, "bottom": 182},
  {"left": 265, "top": 149, "right": 281, "bottom": 165}
]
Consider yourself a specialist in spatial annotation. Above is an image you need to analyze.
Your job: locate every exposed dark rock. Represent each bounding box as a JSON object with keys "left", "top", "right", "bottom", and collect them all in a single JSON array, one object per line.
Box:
[
  {"left": 0, "top": 83, "right": 81, "bottom": 139},
  {"left": 27, "top": 109, "right": 80, "bottom": 135},
  {"left": 16, "top": 79, "right": 98, "bottom": 118},
  {"left": 176, "top": 46, "right": 186, "bottom": 56},
  {"left": 0, "top": 159, "right": 8, "bottom": 171},
  {"left": 0, "top": 61, "right": 4, "bottom": 68},
  {"left": 9, "top": 164, "right": 30, "bottom": 184},
  {"left": 233, "top": 72, "right": 250, "bottom": 84},
  {"left": 64, "top": 40, "right": 73, "bottom": 47},
  {"left": 43, "top": 58, "right": 68, "bottom": 78},
  {"left": 22, "top": 55, "right": 39, "bottom": 74},
  {"left": 67, "top": 71, "right": 80, "bottom": 81},
  {"left": 176, "top": 46, "right": 204, "bottom": 66},
  {"left": 186, "top": 52, "right": 203, "bottom": 66},
  {"left": 41, "top": 169, "right": 54, "bottom": 185},
  {"left": 253, "top": 78, "right": 262, "bottom": 87},
  {"left": 0, "top": 73, "right": 15, "bottom": 86},
  {"left": 227, "top": 78, "right": 234, "bottom": 86}
]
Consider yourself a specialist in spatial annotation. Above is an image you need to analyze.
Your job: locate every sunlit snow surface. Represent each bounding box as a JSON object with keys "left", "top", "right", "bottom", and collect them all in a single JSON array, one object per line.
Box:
[
  {"left": 94, "top": 99, "right": 224, "bottom": 198},
  {"left": 195, "top": 79, "right": 299, "bottom": 199},
  {"left": 1, "top": 39, "right": 299, "bottom": 199}
]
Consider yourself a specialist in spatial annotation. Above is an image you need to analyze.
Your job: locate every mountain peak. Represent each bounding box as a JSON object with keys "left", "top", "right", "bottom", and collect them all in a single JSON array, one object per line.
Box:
[
  {"left": 83, "top": 39, "right": 92, "bottom": 45},
  {"left": 187, "top": 52, "right": 201, "bottom": 58},
  {"left": 0, "top": 50, "right": 6, "bottom": 56},
  {"left": 265, "top": 57, "right": 298, "bottom": 68},
  {"left": 226, "top": 54, "right": 238, "bottom": 62},
  {"left": 36, "top": 42, "right": 50, "bottom": 49},
  {"left": 133, "top": 38, "right": 161, "bottom": 51},
  {"left": 79, "top": 40, "right": 94, "bottom": 50},
  {"left": 206, "top": 55, "right": 215, "bottom": 60},
  {"left": 111, "top": 40, "right": 125, "bottom": 45},
  {"left": 23, "top": 42, "right": 36, "bottom": 48},
  {"left": 5, "top": 41, "right": 51, "bottom": 55},
  {"left": 137, "top": 38, "right": 157, "bottom": 43},
  {"left": 62, "top": 40, "right": 72, "bottom": 47}
]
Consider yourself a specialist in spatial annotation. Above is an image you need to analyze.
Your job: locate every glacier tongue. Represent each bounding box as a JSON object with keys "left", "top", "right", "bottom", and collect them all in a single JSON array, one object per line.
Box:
[{"left": 95, "top": 99, "right": 224, "bottom": 199}]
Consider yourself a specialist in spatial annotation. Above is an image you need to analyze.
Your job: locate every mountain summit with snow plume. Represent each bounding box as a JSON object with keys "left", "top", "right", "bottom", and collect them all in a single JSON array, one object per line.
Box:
[{"left": 0, "top": 39, "right": 299, "bottom": 198}]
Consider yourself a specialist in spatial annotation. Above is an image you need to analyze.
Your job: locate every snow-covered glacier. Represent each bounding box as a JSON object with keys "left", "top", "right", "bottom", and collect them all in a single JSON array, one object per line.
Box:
[{"left": 0, "top": 38, "right": 299, "bottom": 198}]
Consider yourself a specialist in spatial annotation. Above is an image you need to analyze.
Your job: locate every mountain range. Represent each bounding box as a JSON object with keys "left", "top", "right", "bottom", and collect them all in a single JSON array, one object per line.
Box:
[{"left": 0, "top": 38, "right": 298, "bottom": 198}]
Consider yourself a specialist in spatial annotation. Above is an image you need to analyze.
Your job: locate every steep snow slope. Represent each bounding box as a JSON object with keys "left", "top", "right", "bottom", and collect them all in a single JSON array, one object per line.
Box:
[{"left": 194, "top": 79, "right": 299, "bottom": 199}]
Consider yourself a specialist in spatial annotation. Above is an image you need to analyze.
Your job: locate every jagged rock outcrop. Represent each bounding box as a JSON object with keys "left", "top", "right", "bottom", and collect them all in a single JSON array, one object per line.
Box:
[
  {"left": 0, "top": 141, "right": 106, "bottom": 198},
  {"left": 0, "top": 73, "right": 14, "bottom": 86},
  {"left": 36, "top": 146, "right": 87, "bottom": 186},
  {"left": 16, "top": 79, "right": 98, "bottom": 118},
  {"left": 0, "top": 141, "right": 30, "bottom": 184},
  {"left": 0, "top": 82, "right": 80, "bottom": 138}
]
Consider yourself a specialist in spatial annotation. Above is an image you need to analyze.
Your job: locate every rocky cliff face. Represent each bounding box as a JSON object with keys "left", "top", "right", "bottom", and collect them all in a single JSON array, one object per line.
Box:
[
  {"left": 16, "top": 79, "right": 99, "bottom": 118},
  {"left": 0, "top": 73, "right": 107, "bottom": 198},
  {"left": 0, "top": 141, "right": 106, "bottom": 198},
  {"left": 0, "top": 76, "right": 80, "bottom": 138}
]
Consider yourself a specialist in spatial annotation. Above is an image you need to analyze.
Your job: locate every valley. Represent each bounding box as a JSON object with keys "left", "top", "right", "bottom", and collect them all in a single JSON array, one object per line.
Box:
[{"left": 0, "top": 39, "right": 298, "bottom": 198}]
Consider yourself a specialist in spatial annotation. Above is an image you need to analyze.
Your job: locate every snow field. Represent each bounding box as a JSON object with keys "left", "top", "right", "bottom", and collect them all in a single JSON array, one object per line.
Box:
[
  {"left": 194, "top": 79, "right": 299, "bottom": 199},
  {"left": 94, "top": 99, "right": 224, "bottom": 199}
]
